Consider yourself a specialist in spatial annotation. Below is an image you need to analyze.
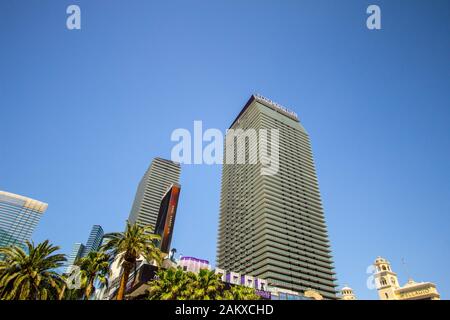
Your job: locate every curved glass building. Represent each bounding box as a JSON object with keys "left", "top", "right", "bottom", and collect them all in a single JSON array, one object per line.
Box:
[{"left": 0, "top": 190, "right": 47, "bottom": 249}]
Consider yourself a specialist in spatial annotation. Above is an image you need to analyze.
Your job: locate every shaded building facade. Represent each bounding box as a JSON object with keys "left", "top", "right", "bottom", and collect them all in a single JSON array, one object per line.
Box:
[{"left": 128, "top": 158, "right": 181, "bottom": 232}]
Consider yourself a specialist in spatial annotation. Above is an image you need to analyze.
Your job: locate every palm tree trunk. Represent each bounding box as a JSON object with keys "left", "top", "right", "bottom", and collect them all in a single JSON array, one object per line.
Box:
[
  {"left": 85, "top": 277, "right": 95, "bottom": 300},
  {"left": 58, "top": 285, "right": 66, "bottom": 300},
  {"left": 116, "top": 262, "right": 132, "bottom": 300}
]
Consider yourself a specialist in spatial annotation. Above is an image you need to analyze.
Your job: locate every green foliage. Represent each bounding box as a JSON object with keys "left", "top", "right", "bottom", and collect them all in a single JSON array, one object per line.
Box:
[
  {"left": 187, "top": 269, "right": 225, "bottom": 300},
  {"left": 75, "top": 250, "right": 110, "bottom": 299},
  {"left": 0, "top": 233, "right": 261, "bottom": 301},
  {"left": 61, "top": 285, "right": 84, "bottom": 300},
  {"left": 0, "top": 240, "right": 67, "bottom": 300},
  {"left": 102, "top": 222, "right": 163, "bottom": 300},
  {"left": 222, "top": 285, "right": 261, "bottom": 300},
  {"left": 147, "top": 267, "right": 260, "bottom": 300},
  {"left": 102, "top": 222, "right": 162, "bottom": 266},
  {"left": 148, "top": 268, "right": 192, "bottom": 300}
]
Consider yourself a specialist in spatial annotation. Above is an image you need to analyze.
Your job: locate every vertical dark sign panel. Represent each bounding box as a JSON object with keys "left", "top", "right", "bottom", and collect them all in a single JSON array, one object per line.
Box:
[{"left": 155, "top": 184, "right": 181, "bottom": 253}]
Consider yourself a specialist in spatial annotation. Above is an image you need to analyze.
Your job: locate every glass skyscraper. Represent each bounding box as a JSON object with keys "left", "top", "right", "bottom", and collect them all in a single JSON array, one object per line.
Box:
[
  {"left": 65, "top": 242, "right": 85, "bottom": 274},
  {"left": 216, "top": 95, "right": 338, "bottom": 299},
  {"left": 65, "top": 224, "right": 104, "bottom": 273},
  {"left": 0, "top": 190, "right": 47, "bottom": 249},
  {"left": 82, "top": 224, "right": 104, "bottom": 256}
]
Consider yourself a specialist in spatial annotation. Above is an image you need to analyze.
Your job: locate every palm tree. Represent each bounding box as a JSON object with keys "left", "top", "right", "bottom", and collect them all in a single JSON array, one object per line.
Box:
[
  {"left": 60, "top": 283, "right": 84, "bottom": 300},
  {"left": 148, "top": 267, "right": 191, "bottom": 300},
  {"left": 75, "top": 251, "right": 110, "bottom": 299},
  {"left": 188, "top": 269, "right": 224, "bottom": 300},
  {"left": 147, "top": 268, "right": 260, "bottom": 300},
  {"left": 0, "top": 240, "right": 67, "bottom": 300},
  {"left": 223, "top": 285, "right": 261, "bottom": 300},
  {"left": 102, "top": 222, "right": 162, "bottom": 300}
]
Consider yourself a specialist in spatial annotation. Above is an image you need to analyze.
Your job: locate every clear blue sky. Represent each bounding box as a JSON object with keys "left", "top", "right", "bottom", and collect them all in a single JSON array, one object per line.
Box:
[{"left": 1, "top": 1, "right": 449, "bottom": 299}]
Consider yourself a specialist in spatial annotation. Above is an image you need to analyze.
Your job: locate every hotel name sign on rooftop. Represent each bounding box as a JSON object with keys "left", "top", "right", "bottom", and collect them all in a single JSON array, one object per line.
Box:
[{"left": 253, "top": 94, "right": 299, "bottom": 122}]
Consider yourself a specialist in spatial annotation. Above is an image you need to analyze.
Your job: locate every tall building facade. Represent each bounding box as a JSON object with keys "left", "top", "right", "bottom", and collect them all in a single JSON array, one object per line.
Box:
[
  {"left": 65, "top": 225, "right": 104, "bottom": 273},
  {"left": 128, "top": 158, "right": 181, "bottom": 231},
  {"left": 216, "top": 94, "right": 337, "bottom": 299},
  {"left": 0, "top": 190, "right": 47, "bottom": 248},
  {"left": 65, "top": 242, "right": 85, "bottom": 274},
  {"left": 82, "top": 224, "right": 104, "bottom": 256}
]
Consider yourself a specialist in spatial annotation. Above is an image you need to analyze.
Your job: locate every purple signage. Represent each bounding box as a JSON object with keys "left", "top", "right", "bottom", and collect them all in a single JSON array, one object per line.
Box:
[
  {"left": 256, "top": 290, "right": 271, "bottom": 299},
  {"left": 180, "top": 256, "right": 209, "bottom": 265}
]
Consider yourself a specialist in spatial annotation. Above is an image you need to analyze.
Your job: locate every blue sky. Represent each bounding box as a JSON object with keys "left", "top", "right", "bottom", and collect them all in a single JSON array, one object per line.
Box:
[{"left": 1, "top": 1, "right": 449, "bottom": 299}]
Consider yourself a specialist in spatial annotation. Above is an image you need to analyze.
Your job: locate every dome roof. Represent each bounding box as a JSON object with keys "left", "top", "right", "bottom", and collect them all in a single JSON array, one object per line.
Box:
[
  {"left": 375, "top": 256, "right": 388, "bottom": 264},
  {"left": 341, "top": 285, "right": 353, "bottom": 291},
  {"left": 403, "top": 278, "right": 420, "bottom": 288}
]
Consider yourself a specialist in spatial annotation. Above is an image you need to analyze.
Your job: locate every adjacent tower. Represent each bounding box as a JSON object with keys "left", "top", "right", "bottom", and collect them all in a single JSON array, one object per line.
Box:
[
  {"left": 373, "top": 257, "right": 400, "bottom": 300},
  {"left": 128, "top": 158, "right": 181, "bottom": 231},
  {"left": 373, "top": 255, "right": 441, "bottom": 300},
  {"left": 65, "top": 242, "right": 85, "bottom": 274},
  {"left": 82, "top": 224, "right": 104, "bottom": 256},
  {"left": 65, "top": 225, "right": 104, "bottom": 273},
  {"left": 216, "top": 95, "right": 337, "bottom": 299},
  {"left": 0, "top": 190, "right": 47, "bottom": 248}
]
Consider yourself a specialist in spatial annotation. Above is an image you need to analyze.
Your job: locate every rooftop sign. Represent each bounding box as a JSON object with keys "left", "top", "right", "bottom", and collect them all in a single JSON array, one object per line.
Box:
[{"left": 254, "top": 94, "right": 299, "bottom": 121}]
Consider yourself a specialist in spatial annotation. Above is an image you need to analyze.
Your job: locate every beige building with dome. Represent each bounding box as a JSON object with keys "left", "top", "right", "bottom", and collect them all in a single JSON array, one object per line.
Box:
[
  {"left": 339, "top": 285, "right": 357, "bottom": 300},
  {"left": 373, "top": 257, "right": 440, "bottom": 300}
]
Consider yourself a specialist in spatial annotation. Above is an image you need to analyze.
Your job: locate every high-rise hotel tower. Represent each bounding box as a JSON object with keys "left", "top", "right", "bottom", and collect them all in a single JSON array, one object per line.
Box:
[
  {"left": 0, "top": 190, "right": 47, "bottom": 249},
  {"left": 216, "top": 95, "right": 337, "bottom": 299},
  {"left": 128, "top": 158, "right": 181, "bottom": 231}
]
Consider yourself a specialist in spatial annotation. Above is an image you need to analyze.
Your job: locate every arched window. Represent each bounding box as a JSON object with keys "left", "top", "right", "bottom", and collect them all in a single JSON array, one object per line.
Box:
[
  {"left": 380, "top": 277, "right": 387, "bottom": 286},
  {"left": 391, "top": 277, "right": 396, "bottom": 285},
  {"left": 382, "top": 265, "right": 387, "bottom": 271},
  {"left": 385, "top": 293, "right": 389, "bottom": 299}
]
